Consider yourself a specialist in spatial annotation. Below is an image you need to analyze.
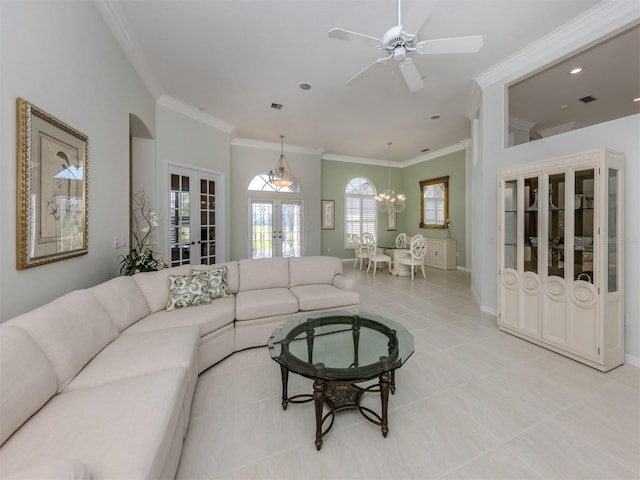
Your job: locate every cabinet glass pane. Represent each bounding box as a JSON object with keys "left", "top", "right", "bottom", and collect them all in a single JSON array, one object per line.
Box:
[
  {"left": 548, "top": 173, "right": 565, "bottom": 278},
  {"left": 574, "top": 169, "right": 595, "bottom": 283},
  {"left": 524, "top": 177, "right": 538, "bottom": 273},
  {"left": 608, "top": 169, "right": 618, "bottom": 292},
  {"left": 504, "top": 180, "right": 517, "bottom": 270}
]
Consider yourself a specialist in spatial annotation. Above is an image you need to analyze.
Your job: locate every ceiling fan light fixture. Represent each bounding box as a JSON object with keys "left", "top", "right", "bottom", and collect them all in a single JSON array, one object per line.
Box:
[{"left": 393, "top": 46, "right": 407, "bottom": 61}]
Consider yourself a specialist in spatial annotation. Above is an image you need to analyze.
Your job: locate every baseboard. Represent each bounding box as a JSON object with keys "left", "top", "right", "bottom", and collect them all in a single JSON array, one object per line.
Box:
[
  {"left": 624, "top": 353, "right": 640, "bottom": 368},
  {"left": 457, "top": 266, "right": 471, "bottom": 272},
  {"left": 481, "top": 305, "right": 497, "bottom": 316}
]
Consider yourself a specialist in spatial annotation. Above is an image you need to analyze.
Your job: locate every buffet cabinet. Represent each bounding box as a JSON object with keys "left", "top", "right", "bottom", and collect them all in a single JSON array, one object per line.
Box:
[
  {"left": 424, "top": 238, "right": 457, "bottom": 270},
  {"left": 497, "top": 149, "right": 624, "bottom": 371}
]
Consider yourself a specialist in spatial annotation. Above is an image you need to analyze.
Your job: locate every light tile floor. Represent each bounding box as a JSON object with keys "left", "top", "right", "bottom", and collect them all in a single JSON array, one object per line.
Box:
[{"left": 176, "top": 263, "right": 639, "bottom": 480}]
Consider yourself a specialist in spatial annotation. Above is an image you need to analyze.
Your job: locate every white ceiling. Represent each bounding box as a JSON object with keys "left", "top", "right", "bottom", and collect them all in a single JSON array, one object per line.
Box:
[{"left": 101, "top": 0, "right": 605, "bottom": 162}]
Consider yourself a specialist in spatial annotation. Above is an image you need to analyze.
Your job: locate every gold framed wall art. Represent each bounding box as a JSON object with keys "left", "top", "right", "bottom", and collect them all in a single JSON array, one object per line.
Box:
[
  {"left": 16, "top": 97, "right": 88, "bottom": 269},
  {"left": 321, "top": 199, "right": 335, "bottom": 230}
]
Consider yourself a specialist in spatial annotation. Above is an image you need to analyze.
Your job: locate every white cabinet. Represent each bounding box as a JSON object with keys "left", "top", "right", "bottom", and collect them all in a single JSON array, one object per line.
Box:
[
  {"left": 497, "top": 148, "right": 624, "bottom": 371},
  {"left": 424, "top": 238, "right": 457, "bottom": 270}
]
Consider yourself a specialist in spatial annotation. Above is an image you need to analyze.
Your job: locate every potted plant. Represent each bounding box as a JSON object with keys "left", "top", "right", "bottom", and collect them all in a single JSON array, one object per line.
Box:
[{"left": 119, "top": 190, "right": 167, "bottom": 275}]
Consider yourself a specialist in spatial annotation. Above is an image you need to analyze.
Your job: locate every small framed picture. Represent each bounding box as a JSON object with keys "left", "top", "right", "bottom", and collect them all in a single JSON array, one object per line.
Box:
[
  {"left": 386, "top": 210, "right": 397, "bottom": 231},
  {"left": 321, "top": 200, "right": 335, "bottom": 230}
]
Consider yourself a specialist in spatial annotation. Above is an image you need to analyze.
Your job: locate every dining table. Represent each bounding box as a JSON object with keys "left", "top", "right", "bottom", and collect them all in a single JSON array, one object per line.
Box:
[{"left": 377, "top": 242, "right": 411, "bottom": 276}]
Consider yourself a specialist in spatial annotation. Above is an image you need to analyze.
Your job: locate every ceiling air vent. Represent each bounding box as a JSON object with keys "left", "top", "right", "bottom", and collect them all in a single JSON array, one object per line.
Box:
[
  {"left": 271, "top": 103, "right": 283, "bottom": 110},
  {"left": 579, "top": 95, "right": 597, "bottom": 103}
]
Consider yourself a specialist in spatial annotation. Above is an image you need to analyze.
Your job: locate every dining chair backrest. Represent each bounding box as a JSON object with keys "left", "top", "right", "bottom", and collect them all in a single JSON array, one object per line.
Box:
[
  {"left": 410, "top": 236, "right": 427, "bottom": 260},
  {"left": 362, "top": 232, "right": 375, "bottom": 246},
  {"left": 395, "top": 233, "right": 407, "bottom": 248}
]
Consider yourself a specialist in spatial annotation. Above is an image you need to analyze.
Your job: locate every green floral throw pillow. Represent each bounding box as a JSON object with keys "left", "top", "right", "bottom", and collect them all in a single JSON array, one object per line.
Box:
[
  {"left": 166, "top": 267, "right": 232, "bottom": 311},
  {"left": 166, "top": 271, "right": 213, "bottom": 311},
  {"left": 206, "top": 266, "right": 232, "bottom": 299}
]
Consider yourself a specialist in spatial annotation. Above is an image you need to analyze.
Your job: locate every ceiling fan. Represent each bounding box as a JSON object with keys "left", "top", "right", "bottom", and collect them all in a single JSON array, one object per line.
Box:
[{"left": 328, "top": 0, "right": 483, "bottom": 92}]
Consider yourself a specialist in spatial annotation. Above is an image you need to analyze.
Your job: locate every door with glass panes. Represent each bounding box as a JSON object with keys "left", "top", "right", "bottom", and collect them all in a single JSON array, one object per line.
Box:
[
  {"left": 169, "top": 167, "right": 222, "bottom": 266},
  {"left": 249, "top": 199, "right": 302, "bottom": 259}
]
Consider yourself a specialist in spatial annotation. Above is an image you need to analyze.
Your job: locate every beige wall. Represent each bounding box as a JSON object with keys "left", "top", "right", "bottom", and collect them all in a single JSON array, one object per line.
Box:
[{"left": 0, "top": 0, "right": 156, "bottom": 321}]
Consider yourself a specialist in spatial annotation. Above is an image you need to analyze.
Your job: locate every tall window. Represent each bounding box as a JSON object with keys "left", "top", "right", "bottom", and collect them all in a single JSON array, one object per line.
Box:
[{"left": 345, "top": 177, "right": 377, "bottom": 247}]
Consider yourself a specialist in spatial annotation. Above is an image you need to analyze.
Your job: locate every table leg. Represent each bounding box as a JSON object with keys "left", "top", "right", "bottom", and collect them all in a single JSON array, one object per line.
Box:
[
  {"left": 313, "top": 378, "right": 326, "bottom": 450},
  {"left": 280, "top": 365, "right": 289, "bottom": 410},
  {"left": 379, "top": 372, "right": 391, "bottom": 437}
]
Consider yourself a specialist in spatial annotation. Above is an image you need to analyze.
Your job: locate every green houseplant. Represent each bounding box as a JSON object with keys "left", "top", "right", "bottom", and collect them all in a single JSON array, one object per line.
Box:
[{"left": 119, "top": 190, "right": 167, "bottom": 275}]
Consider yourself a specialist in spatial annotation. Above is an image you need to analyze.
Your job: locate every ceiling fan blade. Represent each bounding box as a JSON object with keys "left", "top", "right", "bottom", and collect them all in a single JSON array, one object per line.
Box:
[
  {"left": 328, "top": 28, "right": 381, "bottom": 48},
  {"left": 416, "top": 35, "right": 484, "bottom": 55},
  {"left": 403, "top": 1, "right": 437, "bottom": 37},
  {"left": 399, "top": 58, "right": 424, "bottom": 92},
  {"left": 345, "top": 58, "right": 388, "bottom": 87}
]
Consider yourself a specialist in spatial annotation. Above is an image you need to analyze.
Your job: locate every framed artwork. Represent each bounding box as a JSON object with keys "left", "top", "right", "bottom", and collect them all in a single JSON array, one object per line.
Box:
[
  {"left": 321, "top": 200, "right": 335, "bottom": 230},
  {"left": 16, "top": 97, "right": 88, "bottom": 269},
  {"left": 386, "top": 210, "right": 397, "bottom": 231}
]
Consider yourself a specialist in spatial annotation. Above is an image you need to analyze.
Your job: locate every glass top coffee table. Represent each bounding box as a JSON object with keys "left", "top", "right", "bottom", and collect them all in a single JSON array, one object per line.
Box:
[{"left": 268, "top": 311, "right": 414, "bottom": 450}]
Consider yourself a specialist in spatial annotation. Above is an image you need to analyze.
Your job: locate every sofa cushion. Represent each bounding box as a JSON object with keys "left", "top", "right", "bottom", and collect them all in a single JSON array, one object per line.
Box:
[
  {"left": 290, "top": 284, "right": 360, "bottom": 311},
  {"left": 0, "top": 326, "right": 58, "bottom": 446},
  {"left": 0, "top": 368, "right": 188, "bottom": 479},
  {"left": 123, "top": 296, "right": 235, "bottom": 337},
  {"left": 238, "top": 257, "right": 289, "bottom": 291},
  {"left": 87, "top": 275, "right": 149, "bottom": 332},
  {"left": 66, "top": 326, "right": 200, "bottom": 391},
  {"left": 289, "top": 256, "right": 343, "bottom": 287},
  {"left": 133, "top": 265, "right": 193, "bottom": 313},
  {"left": 193, "top": 261, "right": 239, "bottom": 294},
  {"left": 5, "top": 290, "right": 119, "bottom": 392},
  {"left": 235, "top": 287, "right": 298, "bottom": 321}
]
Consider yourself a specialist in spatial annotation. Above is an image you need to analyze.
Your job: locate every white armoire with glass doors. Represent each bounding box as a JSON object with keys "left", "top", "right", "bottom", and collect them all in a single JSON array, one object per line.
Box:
[{"left": 497, "top": 148, "right": 624, "bottom": 372}]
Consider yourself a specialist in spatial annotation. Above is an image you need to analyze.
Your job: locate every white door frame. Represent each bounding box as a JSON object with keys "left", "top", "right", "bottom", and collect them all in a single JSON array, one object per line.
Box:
[{"left": 248, "top": 198, "right": 304, "bottom": 258}]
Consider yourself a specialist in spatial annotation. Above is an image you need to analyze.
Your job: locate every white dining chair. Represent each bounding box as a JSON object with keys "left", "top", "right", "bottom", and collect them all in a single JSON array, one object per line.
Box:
[
  {"left": 360, "top": 232, "right": 375, "bottom": 270},
  {"left": 395, "top": 233, "right": 407, "bottom": 248},
  {"left": 397, "top": 236, "right": 427, "bottom": 280},
  {"left": 353, "top": 235, "right": 366, "bottom": 270},
  {"left": 366, "top": 242, "right": 391, "bottom": 275}
]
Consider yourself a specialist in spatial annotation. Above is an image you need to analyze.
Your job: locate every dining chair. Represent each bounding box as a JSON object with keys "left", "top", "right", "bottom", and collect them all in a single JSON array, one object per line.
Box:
[
  {"left": 395, "top": 233, "right": 407, "bottom": 248},
  {"left": 397, "top": 236, "right": 427, "bottom": 280},
  {"left": 360, "top": 232, "right": 375, "bottom": 270},
  {"left": 366, "top": 242, "right": 391, "bottom": 275},
  {"left": 352, "top": 234, "right": 362, "bottom": 269}
]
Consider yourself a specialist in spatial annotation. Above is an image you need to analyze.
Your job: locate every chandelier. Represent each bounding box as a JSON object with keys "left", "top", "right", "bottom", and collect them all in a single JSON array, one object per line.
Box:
[
  {"left": 268, "top": 135, "right": 295, "bottom": 188},
  {"left": 375, "top": 149, "right": 405, "bottom": 213}
]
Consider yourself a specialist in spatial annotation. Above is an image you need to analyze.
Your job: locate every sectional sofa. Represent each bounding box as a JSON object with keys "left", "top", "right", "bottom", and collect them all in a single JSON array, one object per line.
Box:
[{"left": 0, "top": 256, "right": 358, "bottom": 479}]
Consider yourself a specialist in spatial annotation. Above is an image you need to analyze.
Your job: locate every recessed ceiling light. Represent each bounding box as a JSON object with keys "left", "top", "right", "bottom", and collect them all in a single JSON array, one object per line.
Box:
[
  {"left": 270, "top": 103, "right": 283, "bottom": 110},
  {"left": 634, "top": 97, "right": 640, "bottom": 102},
  {"left": 299, "top": 82, "right": 312, "bottom": 90},
  {"left": 560, "top": 104, "right": 569, "bottom": 109},
  {"left": 429, "top": 114, "right": 440, "bottom": 120},
  {"left": 569, "top": 67, "right": 583, "bottom": 75}
]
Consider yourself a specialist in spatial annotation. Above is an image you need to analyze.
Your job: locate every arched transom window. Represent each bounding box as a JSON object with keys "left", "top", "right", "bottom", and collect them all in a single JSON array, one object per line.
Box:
[{"left": 248, "top": 172, "right": 302, "bottom": 193}]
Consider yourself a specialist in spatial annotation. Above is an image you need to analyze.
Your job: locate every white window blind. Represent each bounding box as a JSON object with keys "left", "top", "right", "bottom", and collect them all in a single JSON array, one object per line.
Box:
[{"left": 345, "top": 177, "right": 377, "bottom": 247}]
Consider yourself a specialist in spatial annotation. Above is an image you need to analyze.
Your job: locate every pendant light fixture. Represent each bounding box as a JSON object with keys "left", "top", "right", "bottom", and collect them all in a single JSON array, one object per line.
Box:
[
  {"left": 268, "top": 135, "right": 295, "bottom": 188},
  {"left": 375, "top": 143, "right": 406, "bottom": 213}
]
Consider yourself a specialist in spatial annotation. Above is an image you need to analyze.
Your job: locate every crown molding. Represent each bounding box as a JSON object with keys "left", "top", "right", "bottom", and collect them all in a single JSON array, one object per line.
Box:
[
  {"left": 157, "top": 95, "right": 236, "bottom": 135},
  {"left": 538, "top": 122, "right": 577, "bottom": 137},
  {"left": 321, "top": 153, "right": 395, "bottom": 167},
  {"left": 510, "top": 116, "right": 536, "bottom": 132},
  {"left": 474, "top": 0, "right": 640, "bottom": 88},
  {"left": 232, "top": 137, "right": 324, "bottom": 156},
  {"left": 93, "top": 0, "right": 164, "bottom": 100},
  {"left": 401, "top": 142, "right": 467, "bottom": 167}
]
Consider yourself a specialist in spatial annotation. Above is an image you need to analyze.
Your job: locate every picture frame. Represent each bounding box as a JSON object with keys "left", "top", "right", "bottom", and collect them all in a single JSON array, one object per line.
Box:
[
  {"left": 386, "top": 210, "right": 397, "bottom": 231},
  {"left": 321, "top": 199, "right": 335, "bottom": 230},
  {"left": 16, "top": 97, "right": 89, "bottom": 269}
]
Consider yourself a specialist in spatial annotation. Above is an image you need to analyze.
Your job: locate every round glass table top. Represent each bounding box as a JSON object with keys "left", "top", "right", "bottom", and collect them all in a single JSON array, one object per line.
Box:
[{"left": 268, "top": 311, "right": 414, "bottom": 382}]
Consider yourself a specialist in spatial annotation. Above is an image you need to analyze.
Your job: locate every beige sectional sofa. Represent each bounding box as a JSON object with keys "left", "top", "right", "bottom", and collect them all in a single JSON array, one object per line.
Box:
[{"left": 0, "top": 256, "right": 358, "bottom": 479}]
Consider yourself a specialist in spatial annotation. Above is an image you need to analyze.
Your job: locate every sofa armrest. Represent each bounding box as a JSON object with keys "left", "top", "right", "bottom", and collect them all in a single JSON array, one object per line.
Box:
[{"left": 332, "top": 274, "right": 354, "bottom": 290}]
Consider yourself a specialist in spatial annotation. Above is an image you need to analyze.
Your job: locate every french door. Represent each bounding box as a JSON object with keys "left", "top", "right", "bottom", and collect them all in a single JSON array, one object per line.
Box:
[
  {"left": 250, "top": 199, "right": 303, "bottom": 259},
  {"left": 169, "top": 166, "right": 223, "bottom": 267}
]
